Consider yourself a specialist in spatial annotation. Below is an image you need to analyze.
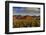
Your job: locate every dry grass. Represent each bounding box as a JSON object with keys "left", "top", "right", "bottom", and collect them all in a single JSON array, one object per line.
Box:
[{"left": 13, "top": 16, "right": 40, "bottom": 28}]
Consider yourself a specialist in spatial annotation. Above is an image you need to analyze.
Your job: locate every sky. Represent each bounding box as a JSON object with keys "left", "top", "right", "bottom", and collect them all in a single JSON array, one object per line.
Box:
[{"left": 13, "top": 7, "right": 40, "bottom": 16}]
